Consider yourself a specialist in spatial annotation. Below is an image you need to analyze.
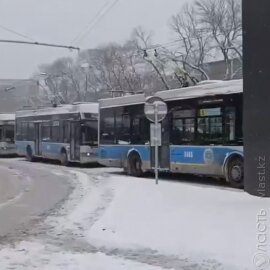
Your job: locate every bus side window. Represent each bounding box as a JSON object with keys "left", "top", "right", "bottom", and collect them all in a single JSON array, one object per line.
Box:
[
  {"left": 21, "top": 122, "right": 28, "bottom": 141},
  {"left": 171, "top": 109, "right": 195, "bottom": 145},
  {"left": 100, "top": 110, "right": 115, "bottom": 144},
  {"left": 51, "top": 121, "right": 60, "bottom": 142},
  {"left": 41, "top": 122, "right": 51, "bottom": 142},
  {"left": 225, "top": 107, "right": 236, "bottom": 143},
  {"left": 28, "top": 122, "right": 35, "bottom": 141},
  {"left": 115, "top": 113, "right": 131, "bottom": 145},
  {"left": 63, "top": 121, "right": 70, "bottom": 143},
  {"left": 197, "top": 107, "right": 223, "bottom": 144},
  {"left": 130, "top": 116, "right": 149, "bottom": 145}
]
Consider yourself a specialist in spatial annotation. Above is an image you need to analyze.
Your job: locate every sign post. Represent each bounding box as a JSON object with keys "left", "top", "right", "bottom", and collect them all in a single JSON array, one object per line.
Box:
[
  {"left": 154, "top": 103, "right": 159, "bottom": 184},
  {"left": 144, "top": 96, "right": 167, "bottom": 185}
]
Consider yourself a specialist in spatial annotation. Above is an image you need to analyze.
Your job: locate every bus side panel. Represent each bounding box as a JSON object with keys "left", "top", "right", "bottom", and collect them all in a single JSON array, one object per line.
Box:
[
  {"left": 41, "top": 142, "right": 69, "bottom": 160},
  {"left": 80, "top": 145, "right": 98, "bottom": 164},
  {"left": 170, "top": 145, "right": 243, "bottom": 177},
  {"left": 16, "top": 141, "right": 35, "bottom": 156},
  {"left": 98, "top": 145, "right": 151, "bottom": 171}
]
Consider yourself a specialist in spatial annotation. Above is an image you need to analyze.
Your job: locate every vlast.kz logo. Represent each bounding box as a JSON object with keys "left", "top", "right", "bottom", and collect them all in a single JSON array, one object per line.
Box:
[
  {"left": 253, "top": 253, "right": 270, "bottom": 270},
  {"left": 203, "top": 149, "right": 214, "bottom": 164},
  {"left": 254, "top": 209, "right": 270, "bottom": 270}
]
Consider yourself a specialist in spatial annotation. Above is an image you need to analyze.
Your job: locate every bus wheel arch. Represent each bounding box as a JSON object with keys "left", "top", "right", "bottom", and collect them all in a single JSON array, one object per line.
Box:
[
  {"left": 224, "top": 154, "right": 244, "bottom": 188},
  {"left": 60, "top": 148, "right": 68, "bottom": 166},
  {"left": 126, "top": 150, "right": 143, "bottom": 177},
  {"left": 26, "top": 145, "right": 34, "bottom": 162}
]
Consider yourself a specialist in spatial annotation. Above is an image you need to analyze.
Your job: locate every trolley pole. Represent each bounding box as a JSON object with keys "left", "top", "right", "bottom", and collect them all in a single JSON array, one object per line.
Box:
[{"left": 154, "top": 103, "right": 159, "bottom": 185}]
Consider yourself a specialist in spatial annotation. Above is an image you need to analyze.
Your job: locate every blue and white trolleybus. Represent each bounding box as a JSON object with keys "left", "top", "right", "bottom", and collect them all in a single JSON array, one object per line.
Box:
[
  {"left": 16, "top": 103, "right": 98, "bottom": 165},
  {"left": 0, "top": 114, "right": 16, "bottom": 156},
  {"left": 98, "top": 80, "right": 243, "bottom": 187}
]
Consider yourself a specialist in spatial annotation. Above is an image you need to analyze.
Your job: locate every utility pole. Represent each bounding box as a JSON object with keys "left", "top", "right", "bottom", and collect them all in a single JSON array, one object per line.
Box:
[{"left": 243, "top": 0, "right": 270, "bottom": 197}]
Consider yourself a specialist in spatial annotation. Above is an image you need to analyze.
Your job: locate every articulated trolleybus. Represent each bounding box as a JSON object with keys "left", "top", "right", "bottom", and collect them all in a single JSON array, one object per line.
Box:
[
  {"left": 99, "top": 80, "right": 243, "bottom": 187},
  {"left": 16, "top": 103, "right": 98, "bottom": 165},
  {"left": 0, "top": 114, "right": 16, "bottom": 156}
]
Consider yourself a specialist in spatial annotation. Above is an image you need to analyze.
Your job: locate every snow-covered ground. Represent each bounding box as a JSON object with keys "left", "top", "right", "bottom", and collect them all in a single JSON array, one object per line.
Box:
[
  {"left": 88, "top": 175, "right": 269, "bottom": 270},
  {"left": 0, "top": 241, "right": 164, "bottom": 270},
  {"left": 0, "top": 161, "right": 269, "bottom": 270}
]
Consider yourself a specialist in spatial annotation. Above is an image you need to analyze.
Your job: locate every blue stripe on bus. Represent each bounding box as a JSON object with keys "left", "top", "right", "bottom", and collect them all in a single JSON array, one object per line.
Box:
[
  {"left": 16, "top": 141, "right": 34, "bottom": 155},
  {"left": 98, "top": 145, "right": 151, "bottom": 161},
  {"left": 16, "top": 141, "right": 68, "bottom": 157},
  {"left": 40, "top": 142, "right": 68, "bottom": 157},
  {"left": 170, "top": 146, "right": 243, "bottom": 165},
  {"left": 98, "top": 145, "right": 243, "bottom": 166}
]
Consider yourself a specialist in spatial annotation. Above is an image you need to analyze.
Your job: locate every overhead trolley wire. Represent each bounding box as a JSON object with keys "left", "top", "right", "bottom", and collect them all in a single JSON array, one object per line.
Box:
[
  {"left": 0, "top": 24, "right": 36, "bottom": 41},
  {"left": 72, "top": 0, "right": 119, "bottom": 43},
  {"left": 71, "top": 0, "right": 112, "bottom": 45}
]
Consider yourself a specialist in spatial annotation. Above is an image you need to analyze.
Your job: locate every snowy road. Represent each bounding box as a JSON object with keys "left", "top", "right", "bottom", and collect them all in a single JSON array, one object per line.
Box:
[
  {"left": 0, "top": 158, "right": 269, "bottom": 270},
  {"left": 0, "top": 159, "right": 71, "bottom": 240}
]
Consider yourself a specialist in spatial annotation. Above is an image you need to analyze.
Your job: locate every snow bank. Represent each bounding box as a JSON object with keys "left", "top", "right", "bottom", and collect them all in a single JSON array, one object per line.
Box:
[
  {"left": 87, "top": 174, "right": 270, "bottom": 270},
  {"left": 0, "top": 168, "right": 165, "bottom": 270},
  {"left": 45, "top": 169, "right": 113, "bottom": 236},
  {"left": 0, "top": 164, "right": 268, "bottom": 270},
  {"left": 0, "top": 240, "right": 164, "bottom": 270}
]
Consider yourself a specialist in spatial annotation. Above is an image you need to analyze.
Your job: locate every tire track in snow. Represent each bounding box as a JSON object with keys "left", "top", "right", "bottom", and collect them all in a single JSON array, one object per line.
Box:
[
  {"left": 0, "top": 160, "right": 223, "bottom": 269},
  {"left": 39, "top": 167, "right": 222, "bottom": 270}
]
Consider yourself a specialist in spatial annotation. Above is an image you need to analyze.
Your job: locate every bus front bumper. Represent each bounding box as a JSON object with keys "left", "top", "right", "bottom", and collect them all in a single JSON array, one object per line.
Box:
[
  {"left": 80, "top": 152, "right": 98, "bottom": 164},
  {"left": 0, "top": 146, "right": 16, "bottom": 156}
]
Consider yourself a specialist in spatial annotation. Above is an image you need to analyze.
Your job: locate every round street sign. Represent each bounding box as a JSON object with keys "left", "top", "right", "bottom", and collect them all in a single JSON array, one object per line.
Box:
[{"left": 144, "top": 96, "right": 168, "bottom": 122}]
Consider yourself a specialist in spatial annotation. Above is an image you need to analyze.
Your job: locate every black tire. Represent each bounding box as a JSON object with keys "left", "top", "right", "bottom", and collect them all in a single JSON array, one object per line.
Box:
[
  {"left": 127, "top": 153, "right": 143, "bottom": 177},
  {"left": 226, "top": 157, "right": 244, "bottom": 188},
  {"left": 26, "top": 146, "right": 34, "bottom": 162},
  {"left": 60, "top": 151, "right": 68, "bottom": 166}
]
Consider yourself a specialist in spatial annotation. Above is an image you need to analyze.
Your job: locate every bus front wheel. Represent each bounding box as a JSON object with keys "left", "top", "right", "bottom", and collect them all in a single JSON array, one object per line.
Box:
[
  {"left": 226, "top": 157, "right": 244, "bottom": 188},
  {"left": 26, "top": 146, "right": 34, "bottom": 162},
  {"left": 60, "top": 151, "right": 68, "bottom": 166},
  {"left": 127, "top": 153, "right": 143, "bottom": 177}
]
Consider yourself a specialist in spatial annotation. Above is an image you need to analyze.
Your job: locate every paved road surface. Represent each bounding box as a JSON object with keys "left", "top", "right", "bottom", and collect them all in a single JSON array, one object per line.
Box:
[{"left": 0, "top": 159, "right": 72, "bottom": 239}]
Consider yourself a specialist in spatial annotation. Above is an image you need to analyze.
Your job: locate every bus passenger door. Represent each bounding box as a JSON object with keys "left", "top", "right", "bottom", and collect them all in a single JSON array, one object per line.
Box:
[
  {"left": 34, "top": 123, "right": 41, "bottom": 155},
  {"left": 70, "top": 121, "right": 81, "bottom": 161},
  {"left": 160, "top": 118, "right": 170, "bottom": 169},
  {"left": 150, "top": 119, "right": 170, "bottom": 170}
]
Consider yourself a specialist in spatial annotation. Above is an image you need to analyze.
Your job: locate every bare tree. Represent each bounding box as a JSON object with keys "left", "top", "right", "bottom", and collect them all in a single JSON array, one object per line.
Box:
[
  {"left": 170, "top": 3, "right": 211, "bottom": 80},
  {"left": 78, "top": 42, "right": 154, "bottom": 98},
  {"left": 38, "top": 57, "right": 82, "bottom": 104},
  {"left": 195, "top": 0, "right": 242, "bottom": 79},
  {"left": 132, "top": 26, "right": 171, "bottom": 90}
]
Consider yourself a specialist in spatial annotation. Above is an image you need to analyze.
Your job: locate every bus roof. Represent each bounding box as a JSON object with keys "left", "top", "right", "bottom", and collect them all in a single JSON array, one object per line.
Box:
[
  {"left": 16, "top": 103, "right": 98, "bottom": 118},
  {"left": 0, "top": 114, "right": 15, "bottom": 121},
  {"left": 99, "top": 79, "right": 243, "bottom": 108}
]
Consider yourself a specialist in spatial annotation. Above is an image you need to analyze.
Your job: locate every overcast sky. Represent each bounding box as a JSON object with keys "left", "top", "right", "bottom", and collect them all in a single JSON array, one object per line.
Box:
[{"left": 0, "top": 0, "right": 188, "bottom": 79}]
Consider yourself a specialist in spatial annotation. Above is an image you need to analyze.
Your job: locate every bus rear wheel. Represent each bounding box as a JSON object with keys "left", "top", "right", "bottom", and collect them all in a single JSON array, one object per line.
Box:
[
  {"left": 60, "top": 151, "right": 68, "bottom": 166},
  {"left": 226, "top": 157, "right": 244, "bottom": 188},
  {"left": 127, "top": 153, "right": 143, "bottom": 177}
]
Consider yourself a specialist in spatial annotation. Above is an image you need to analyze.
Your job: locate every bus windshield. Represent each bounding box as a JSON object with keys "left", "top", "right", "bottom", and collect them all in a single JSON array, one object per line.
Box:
[
  {"left": 81, "top": 120, "right": 98, "bottom": 146},
  {"left": 0, "top": 125, "right": 14, "bottom": 143}
]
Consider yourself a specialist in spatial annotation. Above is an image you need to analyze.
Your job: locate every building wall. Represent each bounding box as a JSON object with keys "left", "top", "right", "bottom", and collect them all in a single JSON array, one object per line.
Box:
[
  {"left": 204, "top": 59, "right": 243, "bottom": 80},
  {"left": 0, "top": 79, "right": 38, "bottom": 113}
]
